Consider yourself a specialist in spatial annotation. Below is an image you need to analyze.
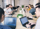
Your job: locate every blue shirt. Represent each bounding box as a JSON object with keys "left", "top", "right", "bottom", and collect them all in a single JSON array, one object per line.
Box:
[
  {"left": 0, "top": 25, "right": 11, "bottom": 29},
  {"left": 29, "top": 8, "right": 35, "bottom": 15}
]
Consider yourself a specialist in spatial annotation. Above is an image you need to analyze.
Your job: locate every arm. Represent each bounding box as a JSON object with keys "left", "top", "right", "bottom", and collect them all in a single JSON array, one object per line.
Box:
[
  {"left": 12, "top": 9, "right": 16, "bottom": 11},
  {"left": 4, "top": 9, "right": 11, "bottom": 15},
  {"left": 26, "top": 24, "right": 31, "bottom": 29},
  {"left": 9, "top": 9, "right": 16, "bottom": 14},
  {"left": 5, "top": 11, "right": 11, "bottom": 15}
]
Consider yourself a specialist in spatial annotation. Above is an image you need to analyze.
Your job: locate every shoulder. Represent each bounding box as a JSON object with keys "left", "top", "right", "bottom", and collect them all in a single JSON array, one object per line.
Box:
[
  {"left": 32, "top": 8, "right": 35, "bottom": 10},
  {"left": 0, "top": 25, "right": 11, "bottom": 29},
  {"left": 37, "top": 17, "right": 40, "bottom": 21},
  {"left": 30, "top": 8, "right": 35, "bottom": 11}
]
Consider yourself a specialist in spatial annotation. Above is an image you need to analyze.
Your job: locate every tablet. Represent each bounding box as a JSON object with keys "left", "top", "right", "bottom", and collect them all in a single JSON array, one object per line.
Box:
[{"left": 20, "top": 16, "right": 29, "bottom": 26}]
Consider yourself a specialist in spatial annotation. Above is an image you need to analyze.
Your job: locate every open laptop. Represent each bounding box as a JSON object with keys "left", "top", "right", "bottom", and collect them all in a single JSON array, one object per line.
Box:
[
  {"left": 20, "top": 16, "right": 35, "bottom": 28},
  {"left": 20, "top": 16, "right": 29, "bottom": 27},
  {"left": 4, "top": 17, "right": 17, "bottom": 29}
]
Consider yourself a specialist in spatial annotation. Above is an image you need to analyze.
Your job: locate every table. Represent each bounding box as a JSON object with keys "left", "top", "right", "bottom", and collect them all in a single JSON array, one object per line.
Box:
[
  {"left": 12, "top": 8, "right": 38, "bottom": 29},
  {"left": 2, "top": 8, "right": 38, "bottom": 29}
]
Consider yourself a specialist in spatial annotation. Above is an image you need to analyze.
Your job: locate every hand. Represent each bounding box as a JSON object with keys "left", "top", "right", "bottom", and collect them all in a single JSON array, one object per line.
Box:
[
  {"left": 10, "top": 12, "right": 12, "bottom": 14},
  {"left": 26, "top": 24, "right": 31, "bottom": 28},
  {"left": 30, "top": 22, "right": 36, "bottom": 25},
  {"left": 9, "top": 11, "right": 13, "bottom": 14},
  {"left": 26, "top": 24, "right": 31, "bottom": 29},
  {"left": 29, "top": 15, "right": 33, "bottom": 18}
]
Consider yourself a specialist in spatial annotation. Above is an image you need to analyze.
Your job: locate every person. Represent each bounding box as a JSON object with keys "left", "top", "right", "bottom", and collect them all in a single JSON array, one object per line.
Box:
[
  {"left": 8, "top": 4, "right": 15, "bottom": 10},
  {"left": 28, "top": 4, "right": 31, "bottom": 11},
  {"left": 35, "top": 5, "right": 40, "bottom": 29},
  {"left": 36, "top": 3, "right": 40, "bottom": 7},
  {"left": 0, "top": 8, "right": 11, "bottom": 29},
  {"left": 26, "top": 6, "right": 29, "bottom": 12},
  {"left": 4, "top": 5, "right": 12, "bottom": 15},
  {"left": 29, "top": 5, "right": 35, "bottom": 15},
  {"left": 25, "top": 21, "right": 35, "bottom": 29},
  {"left": 8, "top": 4, "right": 16, "bottom": 13},
  {"left": 8, "top": 4, "right": 13, "bottom": 14}
]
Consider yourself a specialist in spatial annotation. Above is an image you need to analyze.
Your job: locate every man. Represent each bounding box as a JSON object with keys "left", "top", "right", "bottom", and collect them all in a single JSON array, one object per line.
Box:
[
  {"left": 0, "top": 8, "right": 11, "bottom": 29},
  {"left": 8, "top": 4, "right": 17, "bottom": 14},
  {"left": 35, "top": 5, "right": 40, "bottom": 29},
  {"left": 4, "top": 5, "right": 12, "bottom": 15},
  {"left": 8, "top": 4, "right": 17, "bottom": 11}
]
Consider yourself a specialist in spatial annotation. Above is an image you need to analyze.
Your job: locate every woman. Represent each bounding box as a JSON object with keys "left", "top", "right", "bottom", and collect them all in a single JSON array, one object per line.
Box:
[{"left": 28, "top": 4, "right": 31, "bottom": 11}]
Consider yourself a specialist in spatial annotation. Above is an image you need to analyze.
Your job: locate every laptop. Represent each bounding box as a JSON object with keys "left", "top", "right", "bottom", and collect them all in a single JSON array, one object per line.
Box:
[
  {"left": 4, "top": 17, "right": 17, "bottom": 29},
  {"left": 20, "top": 16, "right": 35, "bottom": 28},
  {"left": 20, "top": 16, "right": 29, "bottom": 27}
]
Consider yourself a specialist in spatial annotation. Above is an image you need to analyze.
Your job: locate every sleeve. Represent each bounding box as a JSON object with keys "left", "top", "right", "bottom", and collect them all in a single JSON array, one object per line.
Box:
[
  {"left": 1, "top": 26, "right": 12, "bottom": 29},
  {"left": 6, "top": 26, "right": 12, "bottom": 29},
  {"left": 35, "top": 18, "right": 40, "bottom": 29}
]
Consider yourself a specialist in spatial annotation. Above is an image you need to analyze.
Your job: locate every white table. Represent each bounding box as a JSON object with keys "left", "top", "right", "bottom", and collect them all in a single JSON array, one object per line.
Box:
[{"left": 2, "top": 8, "right": 38, "bottom": 29}]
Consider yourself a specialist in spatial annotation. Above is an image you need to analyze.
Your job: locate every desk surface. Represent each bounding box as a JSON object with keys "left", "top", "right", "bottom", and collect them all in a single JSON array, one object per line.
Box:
[
  {"left": 2, "top": 8, "right": 38, "bottom": 29},
  {"left": 12, "top": 8, "right": 38, "bottom": 29}
]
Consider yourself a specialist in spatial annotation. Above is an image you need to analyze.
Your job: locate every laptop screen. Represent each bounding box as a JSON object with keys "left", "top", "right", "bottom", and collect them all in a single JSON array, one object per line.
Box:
[
  {"left": 4, "top": 17, "right": 16, "bottom": 26},
  {"left": 20, "top": 17, "right": 28, "bottom": 24}
]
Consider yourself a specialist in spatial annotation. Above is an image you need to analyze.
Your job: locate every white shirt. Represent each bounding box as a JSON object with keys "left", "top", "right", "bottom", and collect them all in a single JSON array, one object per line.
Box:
[
  {"left": 4, "top": 8, "right": 12, "bottom": 15},
  {"left": 4, "top": 8, "right": 12, "bottom": 12},
  {"left": 35, "top": 17, "right": 40, "bottom": 29},
  {"left": 8, "top": 8, "right": 12, "bottom": 12}
]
